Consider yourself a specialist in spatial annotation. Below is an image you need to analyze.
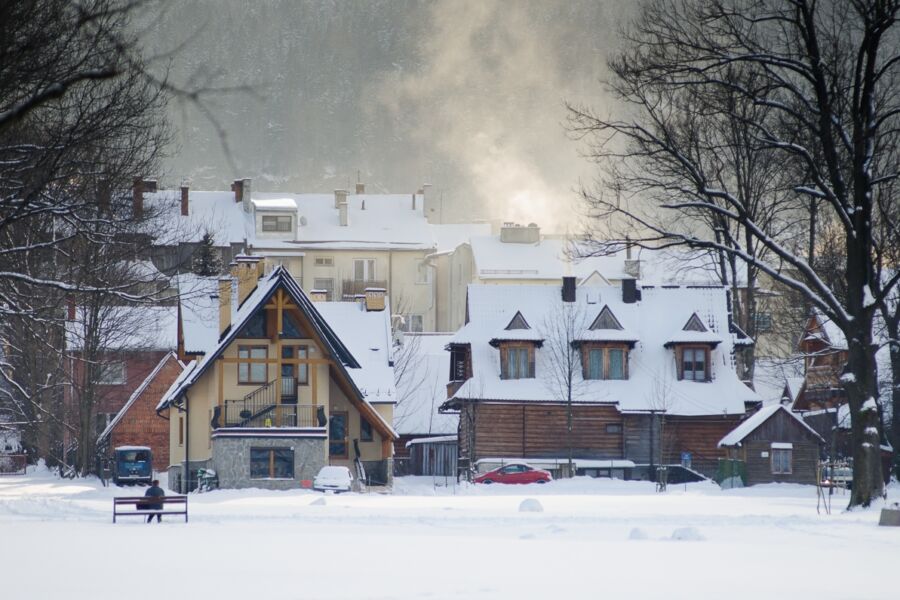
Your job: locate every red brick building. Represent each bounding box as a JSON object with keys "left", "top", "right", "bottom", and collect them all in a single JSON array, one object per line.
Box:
[{"left": 97, "top": 352, "right": 184, "bottom": 470}]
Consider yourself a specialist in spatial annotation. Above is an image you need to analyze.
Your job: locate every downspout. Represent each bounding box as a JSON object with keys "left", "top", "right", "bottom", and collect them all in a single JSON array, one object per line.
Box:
[
  {"left": 423, "top": 250, "right": 439, "bottom": 330},
  {"left": 183, "top": 392, "right": 190, "bottom": 494},
  {"left": 388, "top": 250, "right": 393, "bottom": 305}
]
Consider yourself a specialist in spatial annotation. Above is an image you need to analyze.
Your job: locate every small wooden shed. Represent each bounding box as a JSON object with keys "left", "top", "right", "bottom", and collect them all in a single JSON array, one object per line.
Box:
[
  {"left": 718, "top": 405, "right": 824, "bottom": 486},
  {"left": 406, "top": 435, "right": 458, "bottom": 477}
]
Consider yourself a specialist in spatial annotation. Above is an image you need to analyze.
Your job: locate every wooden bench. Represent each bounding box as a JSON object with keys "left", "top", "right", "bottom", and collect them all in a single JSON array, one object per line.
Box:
[{"left": 113, "top": 495, "right": 188, "bottom": 523}]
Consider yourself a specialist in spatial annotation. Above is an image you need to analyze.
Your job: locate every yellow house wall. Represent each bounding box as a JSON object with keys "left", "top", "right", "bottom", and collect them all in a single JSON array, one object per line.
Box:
[{"left": 327, "top": 378, "right": 386, "bottom": 465}]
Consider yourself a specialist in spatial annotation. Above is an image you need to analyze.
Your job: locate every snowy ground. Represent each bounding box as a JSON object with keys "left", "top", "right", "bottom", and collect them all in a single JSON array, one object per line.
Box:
[{"left": 1, "top": 469, "right": 897, "bottom": 599}]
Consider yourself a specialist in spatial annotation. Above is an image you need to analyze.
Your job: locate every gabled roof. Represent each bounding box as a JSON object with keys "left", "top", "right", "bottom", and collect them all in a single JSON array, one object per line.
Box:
[
  {"left": 489, "top": 310, "right": 544, "bottom": 346},
  {"left": 156, "top": 266, "right": 396, "bottom": 439},
  {"left": 664, "top": 312, "right": 723, "bottom": 347},
  {"left": 98, "top": 352, "right": 183, "bottom": 445},
  {"left": 802, "top": 309, "right": 848, "bottom": 351},
  {"left": 590, "top": 305, "right": 623, "bottom": 330},
  {"left": 576, "top": 305, "right": 639, "bottom": 343},
  {"left": 718, "top": 405, "right": 824, "bottom": 447}
]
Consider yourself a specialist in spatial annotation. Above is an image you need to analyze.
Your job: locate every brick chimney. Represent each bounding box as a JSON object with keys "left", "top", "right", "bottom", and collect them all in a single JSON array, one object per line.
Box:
[
  {"left": 364, "top": 287, "right": 386, "bottom": 311},
  {"left": 355, "top": 182, "right": 365, "bottom": 194},
  {"left": 232, "top": 254, "right": 263, "bottom": 306},
  {"left": 66, "top": 297, "right": 76, "bottom": 321},
  {"left": 334, "top": 188, "right": 348, "bottom": 208},
  {"left": 218, "top": 276, "right": 232, "bottom": 336},
  {"left": 309, "top": 289, "right": 328, "bottom": 302},
  {"left": 180, "top": 183, "right": 190, "bottom": 216},
  {"left": 231, "top": 179, "right": 243, "bottom": 204},
  {"left": 622, "top": 278, "right": 639, "bottom": 304}
]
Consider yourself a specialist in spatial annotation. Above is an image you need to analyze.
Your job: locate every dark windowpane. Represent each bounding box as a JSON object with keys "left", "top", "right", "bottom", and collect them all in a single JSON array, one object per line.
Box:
[
  {"left": 360, "top": 417, "right": 373, "bottom": 442},
  {"left": 608, "top": 349, "right": 625, "bottom": 379},
  {"left": 329, "top": 413, "right": 348, "bottom": 457},
  {"left": 239, "top": 311, "right": 267, "bottom": 338},
  {"left": 272, "top": 449, "right": 294, "bottom": 479},
  {"left": 250, "top": 449, "right": 270, "bottom": 478},
  {"left": 589, "top": 349, "right": 603, "bottom": 379}
]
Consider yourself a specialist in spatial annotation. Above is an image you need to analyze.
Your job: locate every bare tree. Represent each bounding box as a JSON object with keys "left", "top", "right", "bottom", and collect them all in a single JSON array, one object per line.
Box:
[
  {"left": 568, "top": 0, "right": 900, "bottom": 507},
  {"left": 541, "top": 301, "right": 588, "bottom": 477}
]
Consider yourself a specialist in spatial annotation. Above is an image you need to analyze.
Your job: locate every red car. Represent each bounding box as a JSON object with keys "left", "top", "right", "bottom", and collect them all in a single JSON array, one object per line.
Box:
[{"left": 474, "top": 462, "right": 552, "bottom": 484}]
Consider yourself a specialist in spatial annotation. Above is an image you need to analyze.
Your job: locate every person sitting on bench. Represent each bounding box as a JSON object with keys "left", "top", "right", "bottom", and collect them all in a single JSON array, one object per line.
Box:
[{"left": 144, "top": 480, "right": 165, "bottom": 523}]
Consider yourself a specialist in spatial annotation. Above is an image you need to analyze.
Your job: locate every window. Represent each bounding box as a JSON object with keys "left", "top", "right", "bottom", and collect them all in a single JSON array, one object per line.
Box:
[
  {"left": 771, "top": 447, "right": 792, "bottom": 474},
  {"left": 313, "top": 278, "right": 335, "bottom": 301},
  {"left": 281, "top": 345, "right": 308, "bottom": 386},
  {"left": 238, "top": 346, "right": 268, "bottom": 384},
  {"left": 400, "top": 314, "right": 423, "bottom": 333},
  {"left": 314, "top": 256, "right": 334, "bottom": 267},
  {"left": 583, "top": 346, "right": 628, "bottom": 380},
  {"left": 238, "top": 311, "right": 267, "bottom": 338},
  {"left": 681, "top": 347, "right": 707, "bottom": 381},
  {"left": 416, "top": 260, "right": 431, "bottom": 284},
  {"left": 96, "top": 361, "right": 125, "bottom": 385},
  {"left": 353, "top": 258, "right": 376, "bottom": 281},
  {"left": 504, "top": 346, "right": 533, "bottom": 379},
  {"left": 605, "top": 423, "right": 623, "bottom": 434},
  {"left": 329, "top": 411, "right": 348, "bottom": 457},
  {"left": 450, "top": 346, "right": 469, "bottom": 381},
  {"left": 754, "top": 312, "right": 773, "bottom": 333},
  {"left": 261, "top": 215, "right": 292, "bottom": 232},
  {"left": 250, "top": 448, "right": 294, "bottom": 479},
  {"left": 360, "top": 417, "right": 373, "bottom": 442}
]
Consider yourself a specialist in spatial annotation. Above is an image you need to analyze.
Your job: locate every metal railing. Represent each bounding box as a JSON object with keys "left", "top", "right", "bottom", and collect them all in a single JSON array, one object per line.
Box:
[
  {"left": 223, "top": 398, "right": 319, "bottom": 428},
  {"left": 341, "top": 279, "right": 387, "bottom": 299}
]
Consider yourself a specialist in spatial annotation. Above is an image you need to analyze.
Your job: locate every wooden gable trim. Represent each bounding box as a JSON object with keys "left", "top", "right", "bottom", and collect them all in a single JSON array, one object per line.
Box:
[
  {"left": 683, "top": 313, "right": 708, "bottom": 332},
  {"left": 589, "top": 305, "right": 624, "bottom": 331}
]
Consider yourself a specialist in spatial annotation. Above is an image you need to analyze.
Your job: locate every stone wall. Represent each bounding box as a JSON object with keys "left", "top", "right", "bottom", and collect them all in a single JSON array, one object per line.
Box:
[{"left": 212, "top": 435, "right": 325, "bottom": 490}]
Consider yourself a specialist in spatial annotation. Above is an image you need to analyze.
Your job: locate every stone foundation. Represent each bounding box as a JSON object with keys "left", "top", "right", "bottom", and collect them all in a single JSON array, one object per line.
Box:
[{"left": 212, "top": 435, "right": 325, "bottom": 490}]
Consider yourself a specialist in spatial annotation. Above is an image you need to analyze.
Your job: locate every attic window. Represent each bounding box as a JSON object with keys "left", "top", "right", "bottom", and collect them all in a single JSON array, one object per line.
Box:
[
  {"left": 589, "top": 306, "right": 623, "bottom": 330},
  {"left": 683, "top": 313, "right": 708, "bottom": 332},
  {"left": 505, "top": 311, "right": 531, "bottom": 330},
  {"left": 281, "top": 312, "right": 303, "bottom": 338},
  {"left": 262, "top": 215, "right": 292, "bottom": 232}
]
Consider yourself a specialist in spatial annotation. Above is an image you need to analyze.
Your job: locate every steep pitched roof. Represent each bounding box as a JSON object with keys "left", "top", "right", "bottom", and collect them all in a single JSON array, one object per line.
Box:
[{"left": 157, "top": 267, "right": 396, "bottom": 439}]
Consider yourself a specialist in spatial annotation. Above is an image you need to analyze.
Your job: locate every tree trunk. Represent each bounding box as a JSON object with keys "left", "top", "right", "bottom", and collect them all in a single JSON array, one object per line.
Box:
[
  {"left": 889, "top": 341, "right": 900, "bottom": 478},
  {"left": 844, "top": 332, "right": 885, "bottom": 507}
]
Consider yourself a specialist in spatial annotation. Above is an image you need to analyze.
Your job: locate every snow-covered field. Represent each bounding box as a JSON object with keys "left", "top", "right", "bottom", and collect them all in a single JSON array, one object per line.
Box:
[{"left": 1, "top": 469, "right": 897, "bottom": 599}]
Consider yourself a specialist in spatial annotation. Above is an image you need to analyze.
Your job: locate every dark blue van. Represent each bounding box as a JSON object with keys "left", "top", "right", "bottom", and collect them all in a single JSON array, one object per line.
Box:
[{"left": 113, "top": 446, "right": 152, "bottom": 485}]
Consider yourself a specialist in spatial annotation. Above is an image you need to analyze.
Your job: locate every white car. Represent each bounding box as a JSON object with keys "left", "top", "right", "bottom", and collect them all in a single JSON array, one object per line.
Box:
[{"left": 313, "top": 465, "right": 353, "bottom": 493}]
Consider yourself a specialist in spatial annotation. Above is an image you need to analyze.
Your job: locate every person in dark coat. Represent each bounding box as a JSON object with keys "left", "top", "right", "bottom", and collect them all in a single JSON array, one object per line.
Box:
[{"left": 144, "top": 480, "right": 165, "bottom": 523}]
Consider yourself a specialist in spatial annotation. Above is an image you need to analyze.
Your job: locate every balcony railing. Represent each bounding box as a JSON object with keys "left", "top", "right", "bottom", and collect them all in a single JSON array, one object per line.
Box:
[
  {"left": 223, "top": 398, "right": 320, "bottom": 428},
  {"left": 341, "top": 279, "right": 387, "bottom": 299}
]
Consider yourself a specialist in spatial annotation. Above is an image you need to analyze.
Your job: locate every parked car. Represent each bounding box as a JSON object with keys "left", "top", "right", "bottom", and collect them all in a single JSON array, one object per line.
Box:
[
  {"left": 474, "top": 462, "right": 552, "bottom": 485},
  {"left": 313, "top": 465, "right": 353, "bottom": 493}
]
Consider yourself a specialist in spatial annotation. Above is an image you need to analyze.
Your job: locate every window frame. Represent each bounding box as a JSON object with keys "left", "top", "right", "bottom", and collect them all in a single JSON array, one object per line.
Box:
[
  {"left": 314, "top": 256, "right": 334, "bottom": 267},
  {"left": 329, "top": 411, "right": 349, "bottom": 458},
  {"left": 353, "top": 258, "right": 376, "bottom": 281},
  {"left": 679, "top": 346, "right": 710, "bottom": 382},
  {"left": 281, "top": 345, "right": 309, "bottom": 386},
  {"left": 360, "top": 416, "right": 373, "bottom": 442},
  {"left": 95, "top": 360, "right": 126, "bottom": 385},
  {"left": 771, "top": 448, "right": 793, "bottom": 475},
  {"left": 237, "top": 345, "right": 268, "bottom": 385},
  {"left": 501, "top": 343, "right": 535, "bottom": 380},
  {"left": 261, "top": 215, "right": 292, "bottom": 233},
  {"left": 581, "top": 344, "right": 630, "bottom": 381},
  {"left": 250, "top": 447, "right": 295, "bottom": 479}
]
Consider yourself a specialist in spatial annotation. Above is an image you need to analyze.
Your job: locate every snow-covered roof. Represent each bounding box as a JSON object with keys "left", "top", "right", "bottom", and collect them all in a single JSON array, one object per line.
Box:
[
  {"left": 430, "top": 223, "right": 492, "bottom": 254},
  {"left": 718, "top": 405, "right": 824, "bottom": 447},
  {"left": 146, "top": 190, "right": 250, "bottom": 246},
  {"left": 393, "top": 333, "right": 459, "bottom": 436},
  {"left": 175, "top": 273, "right": 222, "bottom": 356},
  {"left": 157, "top": 267, "right": 396, "bottom": 437},
  {"left": 97, "top": 352, "right": 183, "bottom": 445},
  {"left": 65, "top": 305, "right": 178, "bottom": 351},
  {"left": 470, "top": 236, "right": 630, "bottom": 281},
  {"left": 405, "top": 434, "right": 457, "bottom": 447},
  {"left": 751, "top": 358, "right": 805, "bottom": 405},
  {"left": 315, "top": 301, "right": 396, "bottom": 404},
  {"left": 804, "top": 309, "right": 848, "bottom": 350},
  {"left": 449, "top": 284, "right": 757, "bottom": 416}
]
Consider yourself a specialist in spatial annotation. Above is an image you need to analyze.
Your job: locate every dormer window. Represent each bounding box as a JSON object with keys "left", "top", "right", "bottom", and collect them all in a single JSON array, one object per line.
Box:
[
  {"left": 505, "top": 311, "right": 530, "bottom": 330},
  {"left": 501, "top": 343, "right": 534, "bottom": 379},
  {"left": 590, "top": 306, "right": 623, "bottom": 331},
  {"left": 680, "top": 347, "right": 708, "bottom": 381},
  {"left": 583, "top": 344, "right": 628, "bottom": 380},
  {"left": 262, "top": 215, "right": 292, "bottom": 232}
]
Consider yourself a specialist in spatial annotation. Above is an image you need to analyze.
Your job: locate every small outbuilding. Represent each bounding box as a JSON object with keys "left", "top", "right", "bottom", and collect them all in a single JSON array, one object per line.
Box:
[
  {"left": 406, "top": 435, "right": 458, "bottom": 477},
  {"left": 718, "top": 404, "right": 824, "bottom": 486}
]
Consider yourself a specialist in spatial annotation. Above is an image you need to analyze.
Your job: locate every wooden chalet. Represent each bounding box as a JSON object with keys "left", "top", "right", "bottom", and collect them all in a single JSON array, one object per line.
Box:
[{"left": 441, "top": 278, "right": 758, "bottom": 480}]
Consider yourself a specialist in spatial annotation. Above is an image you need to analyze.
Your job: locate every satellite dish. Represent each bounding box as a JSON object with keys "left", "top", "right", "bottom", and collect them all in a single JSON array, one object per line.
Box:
[{"left": 299, "top": 216, "right": 308, "bottom": 226}]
